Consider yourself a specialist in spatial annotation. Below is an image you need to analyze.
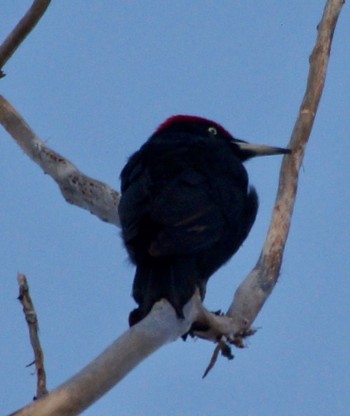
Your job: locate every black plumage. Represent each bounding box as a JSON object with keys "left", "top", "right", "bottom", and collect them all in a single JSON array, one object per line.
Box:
[{"left": 118, "top": 115, "right": 289, "bottom": 325}]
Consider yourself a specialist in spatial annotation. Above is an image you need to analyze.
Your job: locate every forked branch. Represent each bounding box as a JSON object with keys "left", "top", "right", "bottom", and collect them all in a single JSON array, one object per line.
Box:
[{"left": 1, "top": 0, "right": 344, "bottom": 415}]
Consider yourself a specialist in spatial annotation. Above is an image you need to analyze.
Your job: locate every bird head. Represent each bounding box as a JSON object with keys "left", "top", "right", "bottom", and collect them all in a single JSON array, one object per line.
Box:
[{"left": 155, "top": 115, "right": 290, "bottom": 161}]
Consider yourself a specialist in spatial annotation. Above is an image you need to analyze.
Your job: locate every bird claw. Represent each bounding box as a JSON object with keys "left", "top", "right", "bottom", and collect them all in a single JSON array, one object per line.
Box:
[
  {"left": 181, "top": 291, "right": 258, "bottom": 374},
  {"left": 228, "top": 327, "right": 258, "bottom": 348}
]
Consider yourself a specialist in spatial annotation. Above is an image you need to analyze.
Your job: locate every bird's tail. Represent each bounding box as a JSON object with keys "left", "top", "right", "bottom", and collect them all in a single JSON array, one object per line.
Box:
[{"left": 129, "top": 256, "right": 197, "bottom": 326}]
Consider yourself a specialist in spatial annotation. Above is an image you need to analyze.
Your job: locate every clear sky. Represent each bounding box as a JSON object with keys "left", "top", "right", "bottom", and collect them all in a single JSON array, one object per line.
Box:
[{"left": 1, "top": 1, "right": 350, "bottom": 415}]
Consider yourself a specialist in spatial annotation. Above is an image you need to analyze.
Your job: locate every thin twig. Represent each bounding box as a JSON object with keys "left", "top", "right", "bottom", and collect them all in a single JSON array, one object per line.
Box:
[
  {"left": 0, "top": 0, "right": 51, "bottom": 77},
  {"left": 202, "top": 343, "right": 222, "bottom": 379},
  {"left": 17, "top": 273, "right": 48, "bottom": 399}
]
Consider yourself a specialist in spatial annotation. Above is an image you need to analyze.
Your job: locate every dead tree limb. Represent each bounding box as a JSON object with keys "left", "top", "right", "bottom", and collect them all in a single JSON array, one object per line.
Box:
[
  {"left": 8, "top": 298, "right": 196, "bottom": 416},
  {"left": 0, "top": 96, "right": 120, "bottom": 226},
  {"left": 196, "top": 0, "right": 345, "bottom": 371},
  {"left": 0, "top": 0, "right": 52, "bottom": 78},
  {"left": 225, "top": 0, "right": 344, "bottom": 328},
  {"left": 2, "top": 0, "right": 345, "bottom": 414},
  {"left": 17, "top": 274, "right": 48, "bottom": 399}
]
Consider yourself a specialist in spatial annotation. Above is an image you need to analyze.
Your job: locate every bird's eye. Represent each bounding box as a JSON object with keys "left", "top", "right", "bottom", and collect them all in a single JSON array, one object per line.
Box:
[{"left": 208, "top": 127, "right": 217, "bottom": 135}]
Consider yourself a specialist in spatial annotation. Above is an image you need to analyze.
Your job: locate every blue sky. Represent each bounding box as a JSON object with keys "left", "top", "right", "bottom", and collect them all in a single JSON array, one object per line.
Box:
[{"left": 1, "top": 2, "right": 350, "bottom": 415}]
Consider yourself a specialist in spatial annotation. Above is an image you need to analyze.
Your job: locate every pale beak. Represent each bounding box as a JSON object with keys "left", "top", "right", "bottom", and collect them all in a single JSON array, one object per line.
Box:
[{"left": 233, "top": 140, "right": 290, "bottom": 160}]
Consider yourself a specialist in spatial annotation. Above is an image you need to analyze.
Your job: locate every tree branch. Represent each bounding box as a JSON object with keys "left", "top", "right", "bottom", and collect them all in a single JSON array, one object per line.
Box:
[
  {"left": 0, "top": 96, "right": 121, "bottom": 226},
  {"left": 0, "top": 0, "right": 52, "bottom": 78},
  {"left": 17, "top": 274, "right": 48, "bottom": 399},
  {"left": 2, "top": 0, "right": 345, "bottom": 414},
  {"left": 224, "top": 0, "right": 344, "bottom": 331},
  {"left": 9, "top": 298, "right": 196, "bottom": 416},
  {"left": 188, "top": 0, "right": 346, "bottom": 373}
]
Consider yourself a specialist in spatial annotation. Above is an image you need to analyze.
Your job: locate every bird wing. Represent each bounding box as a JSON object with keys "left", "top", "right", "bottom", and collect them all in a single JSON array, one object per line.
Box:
[
  {"left": 147, "top": 168, "right": 228, "bottom": 256},
  {"left": 119, "top": 160, "right": 227, "bottom": 256}
]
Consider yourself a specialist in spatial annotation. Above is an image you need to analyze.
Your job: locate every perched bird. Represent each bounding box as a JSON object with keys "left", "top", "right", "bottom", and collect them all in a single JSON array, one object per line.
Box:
[{"left": 119, "top": 115, "right": 289, "bottom": 326}]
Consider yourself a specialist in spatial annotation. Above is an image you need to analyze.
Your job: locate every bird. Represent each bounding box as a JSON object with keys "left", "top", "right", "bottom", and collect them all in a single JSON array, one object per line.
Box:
[{"left": 118, "top": 115, "right": 290, "bottom": 326}]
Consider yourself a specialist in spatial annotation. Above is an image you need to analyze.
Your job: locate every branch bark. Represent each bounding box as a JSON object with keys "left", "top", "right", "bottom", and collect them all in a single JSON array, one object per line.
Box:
[
  {"left": 8, "top": 299, "right": 195, "bottom": 416},
  {"left": 17, "top": 274, "right": 48, "bottom": 399},
  {"left": 225, "top": 0, "right": 345, "bottom": 327},
  {"left": 0, "top": 96, "right": 121, "bottom": 226},
  {"left": 0, "top": 0, "right": 52, "bottom": 78}
]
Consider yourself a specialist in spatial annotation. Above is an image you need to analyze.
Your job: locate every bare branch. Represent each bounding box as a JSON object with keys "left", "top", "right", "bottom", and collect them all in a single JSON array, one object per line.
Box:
[
  {"left": 3, "top": 0, "right": 345, "bottom": 413},
  {"left": 226, "top": 0, "right": 344, "bottom": 329},
  {"left": 9, "top": 299, "right": 194, "bottom": 416},
  {"left": 0, "top": 0, "right": 52, "bottom": 78},
  {"left": 8, "top": 289, "right": 255, "bottom": 414},
  {"left": 0, "top": 96, "right": 121, "bottom": 226},
  {"left": 17, "top": 273, "right": 48, "bottom": 399},
  {"left": 190, "top": 0, "right": 345, "bottom": 376}
]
